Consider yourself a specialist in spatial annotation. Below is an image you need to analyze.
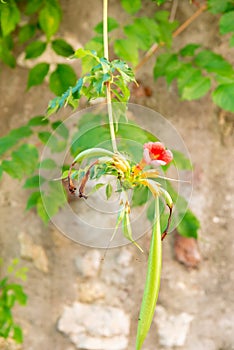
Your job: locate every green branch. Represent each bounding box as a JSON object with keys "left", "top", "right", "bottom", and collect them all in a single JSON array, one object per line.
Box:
[{"left": 103, "top": 0, "right": 118, "bottom": 153}]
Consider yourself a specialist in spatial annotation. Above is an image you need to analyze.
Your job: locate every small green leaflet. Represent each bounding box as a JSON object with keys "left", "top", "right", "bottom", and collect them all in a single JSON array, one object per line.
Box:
[
  {"left": 105, "top": 183, "right": 112, "bottom": 200},
  {"left": 27, "top": 63, "right": 50, "bottom": 89},
  {"left": 2, "top": 144, "right": 38, "bottom": 179},
  {"left": 23, "top": 175, "right": 45, "bottom": 188},
  {"left": 51, "top": 39, "right": 74, "bottom": 57},
  {"left": 0, "top": 36, "right": 16, "bottom": 67},
  {"left": 177, "top": 209, "right": 200, "bottom": 239},
  {"left": 13, "top": 325, "right": 23, "bottom": 344},
  {"left": 88, "top": 183, "right": 105, "bottom": 196},
  {"left": 207, "top": 0, "right": 233, "bottom": 14},
  {"left": 180, "top": 43, "right": 200, "bottom": 57},
  {"left": 49, "top": 64, "right": 77, "bottom": 95},
  {"left": 132, "top": 185, "right": 150, "bottom": 207},
  {"left": 0, "top": 126, "right": 32, "bottom": 156},
  {"left": 27, "top": 115, "right": 49, "bottom": 127},
  {"left": 25, "top": 41, "right": 46, "bottom": 59},
  {"left": 212, "top": 83, "right": 234, "bottom": 112},
  {"left": 26, "top": 191, "right": 41, "bottom": 211},
  {"left": 220, "top": 11, "right": 234, "bottom": 34},
  {"left": 39, "top": 2, "right": 61, "bottom": 40},
  {"left": 19, "top": 24, "right": 36, "bottom": 44},
  {"left": 177, "top": 66, "right": 211, "bottom": 100},
  {"left": 172, "top": 150, "right": 193, "bottom": 170},
  {"left": 0, "top": 0, "right": 20, "bottom": 36},
  {"left": 120, "top": 0, "right": 141, "bottom": 14},
  {"left": 194, "top": 49, "right": 234, "bottom": 77},
  {"left": 114, "top": 39, "right": 139, "bottom": 66},
  {"left": 94, "top": 17, "right": 119, "bottom": 34}
]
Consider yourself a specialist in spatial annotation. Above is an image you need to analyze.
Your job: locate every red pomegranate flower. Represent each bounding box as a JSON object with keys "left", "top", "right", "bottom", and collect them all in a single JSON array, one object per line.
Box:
[{"left": 143, "top": 142, "right": 173, "bottom": 166}]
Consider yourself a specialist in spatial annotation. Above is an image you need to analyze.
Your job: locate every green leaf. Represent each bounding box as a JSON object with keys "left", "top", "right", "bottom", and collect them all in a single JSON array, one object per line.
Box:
[
  {"left": 2, "top": 144, "right": 38, "bottom": 179},
  {"left": 26, "top": 191, "right": 41, "bottom": 210},
  {"left": 194, "top": 49, "right": 234, "bottom": 76},
  {"left": 2, "top": 159, "right": 23, "bottom": 179},
  {"left": 157, "top": 0, "right": 167, "bottom": 4},
  {"left": 177, "top": 209, "right": 200, "bottom": 239},
  {"left": 41, "top": 181, "right": 67, "bottom": 220},
  {"left": 0, "top": 36, "right": 16, "bottom": 67},
  {"left": 229, "top": 34, "right": 234, "bottom": 47},
  {"left": 177, "top": 66, "right": 211, "bottom": 100},
  {"left": 25, "top": 41, "right": 46, "bottom": 59},
  {"left": 39, "top": 158, "right": 57, "bottom": 169},
  {"left": 114, "top": 39, "right": 139, "bottom": 66},
  {"left": 180, "top": 44, "right": 200, "bottom": 57},
  {"left": 18, "top": 24, "right": 36, "bottom": 44},
  {"left": 0, "top": 1, "right": 20, "bottom": 36},
  {"left": 105, "top": 183, "right": 113, "bottom": 200},
  {"left": 212, "top": 83, "right": 234, "bottom": 112},
  {"left": 172, "top": 150, "right": 192, "bottom": 170},
  {"left": 154, "top": 53, "right": 182, "bottom": 84},
  {"left": 0, "top": 126, "right": 32, "bottom": 159},
  {"left": 94, "top": 17, "right": 119, "bottom": 34},
  {"left": 8, "top": 284, "right": 27, "bottom": 305},
  {"left": 27, "top": 115, "right": 49, "bottom": 126},
  {"left": 25, "top": 0, "right": 43, "bottom": 15},
  {"left": 220, "top": 11, "right": 234, "bottom": 34},
  {"left": 0, "top": 136, "right": 19, "bottom": 157},
  {"left": 88, "top": 183, "right": 105, "bottom": 195},
  {"left": 52, "top": 121, "right": 69, "bottom": 139},
  {"left": 9, "top": 126, "right": 32, "bottom": 139},
  {"left": 13, "top": 325, "right": 23, "bottom": 343},
  {"left": 39, "top": 2, "right": 61, "bottom": 40},
  {"left": 23, "top": 175, "right": 45, "bottom": 188},
  {"left": 154, "top": 11, "right": 178, "bottom": 47},
  {"left": 38, "top": 131, "right": 51, "bottom": 144},
  {"left": 51, "top": 39, "right": 74, "bottom": 57},
  {"left": 27, "top": 63, "right": 50, "bottom": 89},
  {"left": 0, "top": 164, "right": 3, "bottom": 180},
  {"left": 36, "top": 196, "right": 50, "bottom": 223},
  {"left": 84, "top": 37, "right": 104, "bottom": 62},
  {"left": 207, "top": 0, "right": 233, "bottom": 14},
  {"left": 132, "top": 186, "right": 150, "bottom": 207},
  {"left": 49, "top": 64, "right": 77, "bottom": 95},
  {"left": 121, "top": 0, "right": 141, "bottom": 14},
  {"left": 124, "top": 18, "right": 160, "bottom": 51}
]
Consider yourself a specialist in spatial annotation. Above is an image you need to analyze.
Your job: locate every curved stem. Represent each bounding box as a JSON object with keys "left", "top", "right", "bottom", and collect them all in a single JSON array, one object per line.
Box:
[{"left": 103, "top": 0, "right": 118, "bottom": 153}]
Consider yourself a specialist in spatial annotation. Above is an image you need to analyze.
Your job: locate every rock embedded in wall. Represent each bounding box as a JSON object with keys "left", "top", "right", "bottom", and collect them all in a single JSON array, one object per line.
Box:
[
  {"left": 58, "top": 302, "right": 130, "bottom": 350},
  {"left": 18, "top": 232, "right": 49, "bottom": 273},
  {"left": 75, "top": 249, "right": 102, "bottom": 277},
  {"left": 154, "top": 305, "right": 194, "bottom": 347}
]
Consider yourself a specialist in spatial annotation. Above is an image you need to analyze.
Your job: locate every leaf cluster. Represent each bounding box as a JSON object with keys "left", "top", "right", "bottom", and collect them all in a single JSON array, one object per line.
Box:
[
  {"left": 0, "top": 258, "right": 27, "bottom": 344},
  {"left": 47, "top": 48, "right": 136, "bottom": 115},
  {"left": 0, "top": 115, "right": 68, "bottom": 223},
  {"left": 0, "top": 0, "right": 78, "bottom": 93}
]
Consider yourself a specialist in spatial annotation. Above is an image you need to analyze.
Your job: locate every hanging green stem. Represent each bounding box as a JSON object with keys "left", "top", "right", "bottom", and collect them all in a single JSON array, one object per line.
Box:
[
  {"left": 103, "top": 0, "right": 118, "bottom": 153},
  {"left": 136, "top": 195, "right": 162, "bottom": 350}
]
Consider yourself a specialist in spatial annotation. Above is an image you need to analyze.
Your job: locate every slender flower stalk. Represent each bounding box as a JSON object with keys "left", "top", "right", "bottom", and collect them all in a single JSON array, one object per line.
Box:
[{"left": 103, "top": 0, "right": 118, "bottom": 153}]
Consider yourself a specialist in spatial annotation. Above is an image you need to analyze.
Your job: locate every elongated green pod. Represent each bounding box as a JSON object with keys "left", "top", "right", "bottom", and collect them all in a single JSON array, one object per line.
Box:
[
  {"left": 73, "top": 148, "right": 115, "bottom": 164},
  {"left": 136, "top": 196, "right": 162, "bottom": 350}
]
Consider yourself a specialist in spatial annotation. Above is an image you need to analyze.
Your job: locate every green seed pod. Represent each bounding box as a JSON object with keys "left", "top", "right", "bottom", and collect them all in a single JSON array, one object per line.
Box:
[{"left": 136, "top": 196, "right": 162, "bottom": 350}]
